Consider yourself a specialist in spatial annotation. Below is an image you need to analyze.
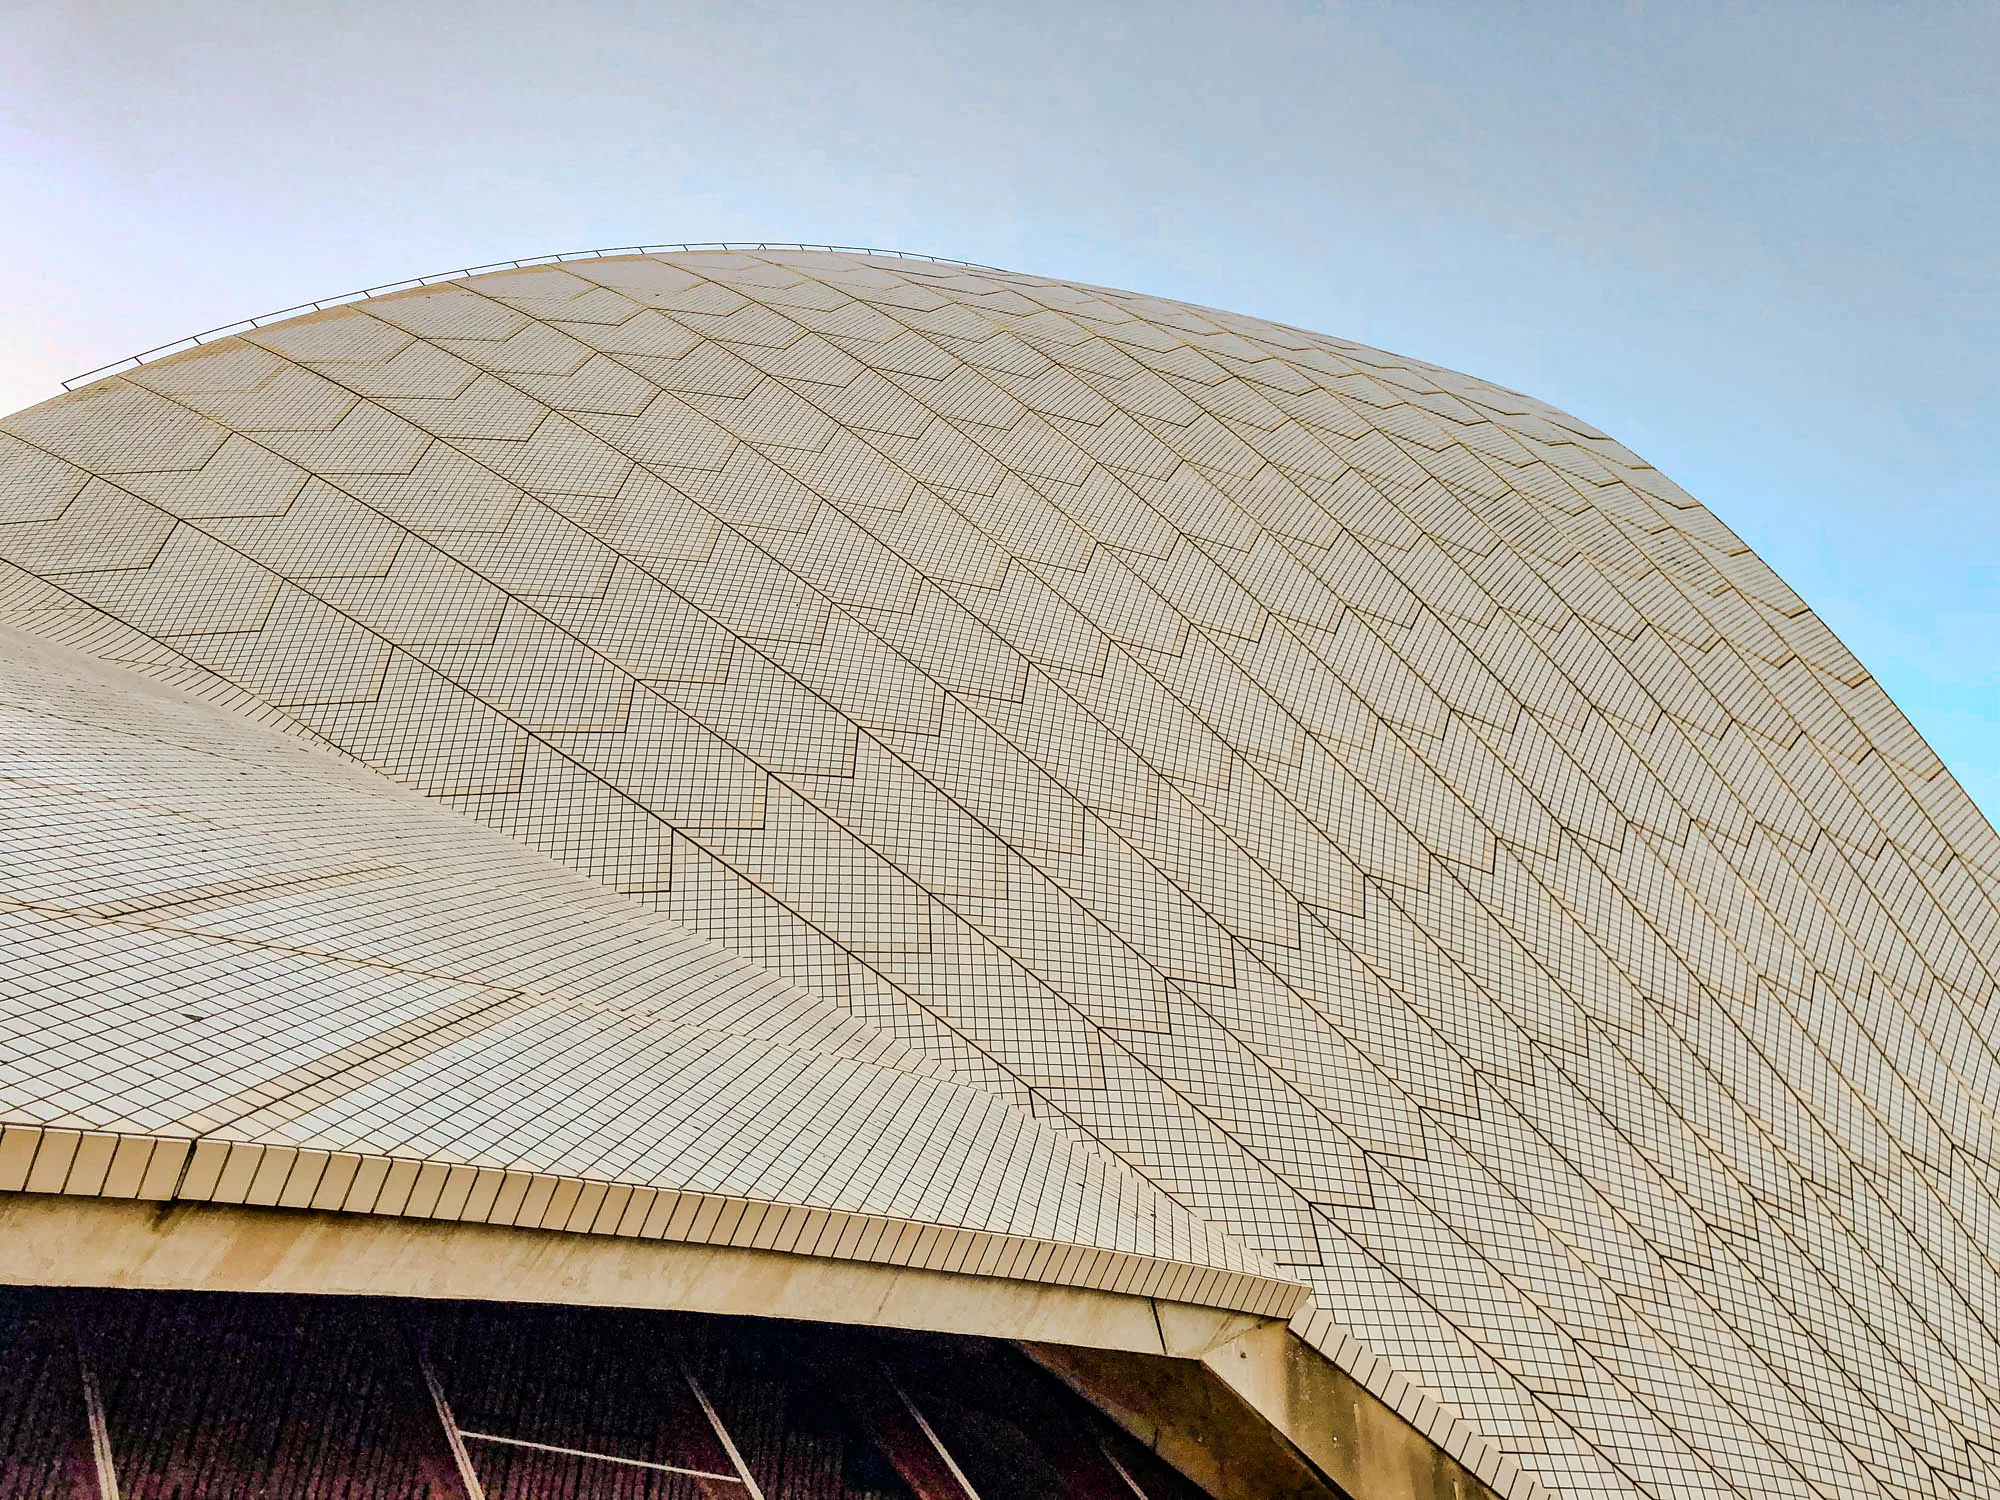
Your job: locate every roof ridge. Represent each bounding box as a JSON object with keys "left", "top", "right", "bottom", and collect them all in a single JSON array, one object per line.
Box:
[{"left": 62, "top": 242, "right": 1001, "bottom": 391}]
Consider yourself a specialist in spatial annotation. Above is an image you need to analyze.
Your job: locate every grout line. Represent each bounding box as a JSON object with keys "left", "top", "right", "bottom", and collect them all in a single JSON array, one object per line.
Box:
[{"left": 60, "top": 243, "right": 1003, "bottom": 390}]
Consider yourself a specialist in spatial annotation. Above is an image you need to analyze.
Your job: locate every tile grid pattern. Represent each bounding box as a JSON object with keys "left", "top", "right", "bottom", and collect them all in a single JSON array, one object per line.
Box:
[
  {"left": 0, "top": 624, "right": 1297, "bottom": 1319},
  {"left": 3, "top": 250, "right": 1998, "bottom": 1500},
  {"left": 61, "top": 241, "right": 1002, "bottom": 391}
]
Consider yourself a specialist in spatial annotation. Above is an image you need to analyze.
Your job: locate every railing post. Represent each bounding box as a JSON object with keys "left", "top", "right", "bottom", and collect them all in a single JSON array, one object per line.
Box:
[
  {"left": 70, "top": 1314, "right": 119, "bottom": 1500},
  {"left": 681, "top": 1364, "right": 768, "bottom": 1500},
  {"left": 880, "top": 1359, "right": 983, "bottom": 1500},
  {"left": 408, "top": 1337, "right": 487, "bottom": 1500}
]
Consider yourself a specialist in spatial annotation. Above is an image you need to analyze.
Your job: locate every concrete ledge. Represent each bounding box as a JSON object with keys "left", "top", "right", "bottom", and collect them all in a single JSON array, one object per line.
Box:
[
  {"left": 0, "top": 1126, "right": 1304, "bottom": 1322},
  {"left": 0, "top": 1191, "right": 1246, "bottom": 1355}
]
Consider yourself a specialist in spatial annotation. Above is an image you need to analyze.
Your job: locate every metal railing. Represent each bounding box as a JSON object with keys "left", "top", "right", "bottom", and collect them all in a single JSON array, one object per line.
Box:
[{"left": 62, "top": 242, "right": 1001, "bottom": 390}]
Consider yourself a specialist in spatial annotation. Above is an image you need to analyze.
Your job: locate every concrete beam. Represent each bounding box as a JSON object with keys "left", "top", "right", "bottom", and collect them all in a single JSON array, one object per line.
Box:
[
  {"left": 0, "top": 1194, "right": 1200, "bottom": 1354},
  {"left": 1030, "top": 1309, "right": 1506, "bottom": 1500}
]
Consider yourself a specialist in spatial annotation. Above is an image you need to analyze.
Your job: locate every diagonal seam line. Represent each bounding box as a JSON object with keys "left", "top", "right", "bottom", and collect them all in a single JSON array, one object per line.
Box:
[{"left": 456, "top": 1430, "right": 741, "bottom": 1482}]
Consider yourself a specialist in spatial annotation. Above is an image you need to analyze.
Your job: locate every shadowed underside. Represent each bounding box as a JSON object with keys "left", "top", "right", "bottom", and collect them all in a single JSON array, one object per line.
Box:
[
  {"left": 0, "top": 1286, "right": 1252, "bottom": 1500},
  {"left": 2, "top": 248, "right": 1997, "bottom": 1500}
]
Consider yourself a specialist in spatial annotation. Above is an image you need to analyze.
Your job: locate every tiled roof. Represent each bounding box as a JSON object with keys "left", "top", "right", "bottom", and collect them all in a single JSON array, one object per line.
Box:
[
  {"left": 4, "top": 249, "right": 1998, "bottom": 1500},
  {"left": 0, "top": 623, "right": 1295, "bottom": 1317}
]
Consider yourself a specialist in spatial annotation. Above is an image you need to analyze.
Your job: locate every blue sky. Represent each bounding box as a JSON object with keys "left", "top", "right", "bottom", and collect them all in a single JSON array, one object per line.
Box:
[{"left": 3, "top": 0, "right": 1993, "bottom": 818}]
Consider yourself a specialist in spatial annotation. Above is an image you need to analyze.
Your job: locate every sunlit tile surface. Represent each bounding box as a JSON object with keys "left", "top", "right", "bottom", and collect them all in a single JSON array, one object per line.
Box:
[
  {"left": 0, "top": 623, "right": 1279, "bottom": 1315},
  {"left": 4, "top": 250, "right": 1998, "bottom": 1500}
]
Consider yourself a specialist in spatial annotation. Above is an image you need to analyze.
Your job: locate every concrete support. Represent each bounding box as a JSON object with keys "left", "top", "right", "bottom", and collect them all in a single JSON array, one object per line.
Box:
[{"left": 1029, "top": 1306, "right": 1504, "bottom": 1500}]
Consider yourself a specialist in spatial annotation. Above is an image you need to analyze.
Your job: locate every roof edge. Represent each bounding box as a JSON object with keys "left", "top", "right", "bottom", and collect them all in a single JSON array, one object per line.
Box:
[
  {"left": 0, "top": 1124, "right": 1307, "bottom": 1321},
  {"left": 62, "top": 242, "right": 1004, "bottom": 391}
]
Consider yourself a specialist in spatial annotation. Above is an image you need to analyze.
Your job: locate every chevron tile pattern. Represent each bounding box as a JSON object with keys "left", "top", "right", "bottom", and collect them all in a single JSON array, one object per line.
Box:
[
  {"left": 0, "top": 622, "right": 1286, "bottom": 1314},
  {"left": 3, "top": 250, "right": 1998, "bottom": 1500}
]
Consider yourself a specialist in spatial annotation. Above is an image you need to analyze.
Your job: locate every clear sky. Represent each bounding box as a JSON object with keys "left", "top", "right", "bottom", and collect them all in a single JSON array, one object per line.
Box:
[{"left": 3, "top": 1, "right": 1994, "bottom": 819}]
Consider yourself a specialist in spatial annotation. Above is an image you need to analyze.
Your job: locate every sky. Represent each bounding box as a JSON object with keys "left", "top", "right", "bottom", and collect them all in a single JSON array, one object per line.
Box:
[{"left": 2, "top": 0, "right": 1994, "bottom": 819}]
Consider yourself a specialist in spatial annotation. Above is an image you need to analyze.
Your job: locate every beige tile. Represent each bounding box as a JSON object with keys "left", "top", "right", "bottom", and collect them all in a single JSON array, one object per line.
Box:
[{"left": 8, "top": 249, "right": 2000, "bottom": 1500}]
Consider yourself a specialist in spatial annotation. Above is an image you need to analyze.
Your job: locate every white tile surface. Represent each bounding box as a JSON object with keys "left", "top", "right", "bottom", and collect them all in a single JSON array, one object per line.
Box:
[{"left": 6, "top": 249, "right": 2000, "bottom": 1500}]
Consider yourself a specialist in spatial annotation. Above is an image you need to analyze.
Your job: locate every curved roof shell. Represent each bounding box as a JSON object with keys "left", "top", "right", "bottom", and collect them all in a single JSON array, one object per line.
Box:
[
  {"left": 3, "top": 249, "right": 1998, "bottom": 1500},
  {"left": 0, "top": 622, "right": 1286, "bottom": 1317}
]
